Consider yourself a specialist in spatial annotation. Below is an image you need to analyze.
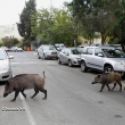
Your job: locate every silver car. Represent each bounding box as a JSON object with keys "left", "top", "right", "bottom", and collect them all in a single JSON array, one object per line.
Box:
[
  {"left": 80, "top": 46, "right": 125, "bottom": 73},
  {"left": 37, "top": 45, "right": 58, "bottom": 59},
  {"left": 58, "top": 48, "right": 81, "bottom": 66},
  {"left": 0, "top": 49, "right": 13, "bottom": 81}
]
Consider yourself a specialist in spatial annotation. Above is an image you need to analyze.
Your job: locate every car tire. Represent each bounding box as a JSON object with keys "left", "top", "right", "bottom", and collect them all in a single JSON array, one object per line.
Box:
[
  {"left": 68, "top": 60, "right": 73, "bottom": 67},
  {"left": 104, "top": 65, "right": 113, "bottom": 73},
  {"left": 81, "top": 61, "right": 87, "bottom": 72},
  {"left": 38, "top": 53, "right": 41, "bottom": 59},
  {"left": 43, "top": 54, "right": 46, "bottom": 60},
  {"left": 58, "top": 58, "right": 62, "bottom": 64}
]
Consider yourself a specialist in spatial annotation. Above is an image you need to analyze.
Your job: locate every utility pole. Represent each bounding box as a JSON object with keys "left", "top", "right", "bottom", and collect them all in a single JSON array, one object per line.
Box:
[{"left": 72, "top": 0, "right": 77, "bottom": 47}]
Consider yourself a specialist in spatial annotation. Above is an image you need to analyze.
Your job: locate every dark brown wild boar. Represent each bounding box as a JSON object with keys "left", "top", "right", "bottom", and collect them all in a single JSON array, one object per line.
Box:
[
  {"left": 91, "top": 72, "right": 123, "bottom": 92},
  {"left": 3, "top": 71, "right": 47, "bottom": 102}
]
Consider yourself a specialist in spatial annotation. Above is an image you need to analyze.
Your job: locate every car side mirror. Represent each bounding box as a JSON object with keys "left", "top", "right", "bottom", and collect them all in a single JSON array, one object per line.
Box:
[{"left": 9, "top": 55, "right": 14, "bottom": 59}]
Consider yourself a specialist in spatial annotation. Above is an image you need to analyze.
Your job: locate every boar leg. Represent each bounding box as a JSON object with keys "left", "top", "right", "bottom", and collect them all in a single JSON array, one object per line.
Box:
[
  {"left": 21, "top": 90, "right": 26, "bottom": 98},
  {"left": 40, "top": 89, "right": 47, "bottom": 99},
  {"left": 31, "top": 89, "right": 39, "bottom": 99},
  {"left": 117, "top": 81, "right": 122, "bottom": 92},
  {"left": 106, "top": 84, "right": 111, "bottom": 91},
  {"left": 112, "top": 83, "right": 117, "bottom": 91},
  {"left": 99, "top": 84, "right": 106, "bottom": 92},
  {"left": 11, "top": 91, "right": 19, "bottom": 102}
]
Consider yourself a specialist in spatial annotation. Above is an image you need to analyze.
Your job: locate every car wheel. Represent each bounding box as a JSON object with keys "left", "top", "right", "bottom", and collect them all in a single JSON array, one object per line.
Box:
[
  {"left": 68, "top": 60, "right": 73, "bottom": 67},
  {"left": 43, "top": 54, "right": 46, "bottom": 60},
  {"left": 81, "top": 61, "right": 87, "bottom": 72},
  {"left": 58, "top": 58, "right": 62, "bottom": 64},
  {"left": 37, "top": 53, "right": 41, "bottom": 59},
  {"left": 104, "top": 65, "right": 113, "bottom": 73}
]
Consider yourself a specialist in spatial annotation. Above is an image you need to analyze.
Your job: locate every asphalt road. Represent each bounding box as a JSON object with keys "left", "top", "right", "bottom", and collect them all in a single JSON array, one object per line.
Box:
[{"left": 0, "top": 52, "right": 125, "bottom": 125}]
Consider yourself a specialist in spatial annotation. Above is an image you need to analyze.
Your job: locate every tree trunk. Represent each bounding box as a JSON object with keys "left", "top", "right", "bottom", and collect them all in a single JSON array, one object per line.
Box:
[
  {"left": 101, "top": 34, "right": 106, "bottom": 45},
  {"left": 89, "top": 34, "right": 93, "bottom": 45},
  {"left": 121, "top": 43, "right": 125, "bottom": 52}
]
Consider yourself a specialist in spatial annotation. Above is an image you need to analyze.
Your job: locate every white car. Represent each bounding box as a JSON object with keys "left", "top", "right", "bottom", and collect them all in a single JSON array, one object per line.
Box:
[
  {"left": 37, "top": 45, "right": 58, "bottom": 59},
  {"left": 10, "top": 47, "right": 23, "bottom": 52},
  {"left": 54, "top": 43, "right": 65, "bottom": 51},
  {"left": 0, "top": 49, "right": 13, "bottom": 81},
  {"left": 80, "top": 46, "right": 125, "bottom": 73},
  {"left": 58, "top": 48, "right": 81, "bottom": 66}
]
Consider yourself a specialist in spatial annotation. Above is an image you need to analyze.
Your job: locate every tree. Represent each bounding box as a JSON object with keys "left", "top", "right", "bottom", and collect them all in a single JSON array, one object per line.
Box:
[
  {"left": 51, "top": 9, "right": 75, "bottom": 46},
  {"left": 17, "top": 0, "right": 36, "bottom": 46},
  {"left": 2, "top": 36, "right": 20, "bottom": 48},
  {"left": 68, "top": 0, "right": 115, "bottom": 44},
  {"left": 31, "top": 9, "right": 54, "bottom": 44},
  {"left": 31, "top": 9, "right": 75, "bottom": 46},
  {"left": 109, "top": 0, "right": 125, "bottom": 51}
]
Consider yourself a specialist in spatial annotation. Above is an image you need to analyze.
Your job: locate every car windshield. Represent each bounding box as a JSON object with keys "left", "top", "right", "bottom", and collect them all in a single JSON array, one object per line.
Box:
[
  {"left": 0, "top": 50, "right": 8, "bottom": 60},
  {"left": 71, "top": 49, "right": 81, "bottom": 55},
  {"left": 43, "top": 45, "right": 55, "bottom": 50},
  {"left": 49, "top": 46, "right": 56, "bottom": 50},
  {"left": 103, "top": 49, "right": 125, "bottom": 58}
]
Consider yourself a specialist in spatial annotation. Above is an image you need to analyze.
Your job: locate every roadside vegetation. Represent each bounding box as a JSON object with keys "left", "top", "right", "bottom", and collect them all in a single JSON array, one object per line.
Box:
[{"left": 1, "top": 0, "right": 125, "bottom": 50}]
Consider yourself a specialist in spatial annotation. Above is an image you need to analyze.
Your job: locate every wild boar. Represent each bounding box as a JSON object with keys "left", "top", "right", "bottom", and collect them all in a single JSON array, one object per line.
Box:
[
  {"left": 3, "top": 71, "right": 47, "bottom": 101},
  {"left": 91, "top": 72, "right": 123, "bottom": 92}
]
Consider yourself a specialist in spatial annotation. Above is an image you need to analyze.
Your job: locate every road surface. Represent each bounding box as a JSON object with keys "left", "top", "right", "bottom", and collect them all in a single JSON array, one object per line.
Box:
[{"left": 0, "top": 52, "right": 125, "bottom": 125}]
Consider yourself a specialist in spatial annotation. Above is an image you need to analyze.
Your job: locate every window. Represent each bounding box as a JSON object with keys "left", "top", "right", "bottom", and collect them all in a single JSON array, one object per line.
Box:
[
  {"left": 87, "top": 48, "right": 93, "bottom": 55},
  {"left": 82, "top": 48, "right": 88, "bottom": 54},
  {"left": 71, "top": 49, "right": 80, "bottom": 55},
  {"left": 95, "top": 49, "right": 104, "bottom": 56},
  {"left": 102, "top": 49, "right": 125, "bottom": 58}
]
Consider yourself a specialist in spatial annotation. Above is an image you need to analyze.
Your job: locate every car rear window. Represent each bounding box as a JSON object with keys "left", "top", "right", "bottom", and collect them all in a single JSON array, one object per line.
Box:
[{"left": 103, "top": 49, "right": 125, "bottom": 58}]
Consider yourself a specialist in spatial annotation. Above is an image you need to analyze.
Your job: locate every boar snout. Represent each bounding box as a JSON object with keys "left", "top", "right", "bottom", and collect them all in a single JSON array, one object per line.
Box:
[
  {"left": 91, "top": 81, "right": 97, "bottom": 84},
  {"left": 3, "top": 93, "right": 8, "bottom": 97}
]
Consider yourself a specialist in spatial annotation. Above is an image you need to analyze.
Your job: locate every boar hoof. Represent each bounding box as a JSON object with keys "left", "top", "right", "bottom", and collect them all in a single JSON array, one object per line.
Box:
[
  {"left": 42, "top": 97, "right": 47, "bottom": 100},
  {"left": 119, "top": 89, "right": 122, "bottom": 92},
  {"left": 30, "top": 96, "right": 33, "bottom": 99},
  {"left": 11, "top": 99, "right": 16, "bottom": 102},
  {"left": 108, "top": 89, "right": 111, "bottom": 92},
  {"left": 99, "top": 90, "right": 103, "bottom": 92},
  {"left": 30, "top": 96, "right": 36, "bottom": 99}
]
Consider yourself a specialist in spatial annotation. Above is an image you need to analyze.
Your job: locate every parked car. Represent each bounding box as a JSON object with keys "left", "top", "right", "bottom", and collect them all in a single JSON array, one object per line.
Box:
[
  {"left": 0, "top": 46, "right": 9, "bottom": 51},
  {"left": 80, "top": 46, "right": 125, "bottom": 73},
  {"left": 37, "top": 45, "right": 58, "bottom": 59},
  {"left": 54, "top": 43, "right": 65, "bottom": 51},
  {"left": 10, "top": 47, "right": 23, "bottom": 52},
  {"left": 58, "top": 48, "right": 81, "bottom": 66},
  {"left": 0, "top": 49, "right": 13, "bottom": 82}
]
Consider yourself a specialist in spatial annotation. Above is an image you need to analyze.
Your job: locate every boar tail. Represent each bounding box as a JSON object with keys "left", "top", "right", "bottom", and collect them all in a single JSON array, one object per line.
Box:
[
  {"left": 43, "top": 71, "right": 46, "bottom": 79},
  {"left": 121, "top": 72, "right": 125, "bottom": 80}
]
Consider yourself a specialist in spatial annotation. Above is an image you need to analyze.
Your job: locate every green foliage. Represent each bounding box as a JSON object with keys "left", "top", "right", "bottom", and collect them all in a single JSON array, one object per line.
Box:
[
  {"left": 16, "top": 0, "right": 125, "bottom": 48},
  {"left": 31, "top": 9, "right": 75, "bottom": 46},
  {"left": 68, "top": 0, "right": 116, "bottom": 44},
  {"left": 17, "top": 0, "right": 36, "bottom": 46},
  {"left": 1, "top": 36, "right": 20, "bottom": 48}
]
